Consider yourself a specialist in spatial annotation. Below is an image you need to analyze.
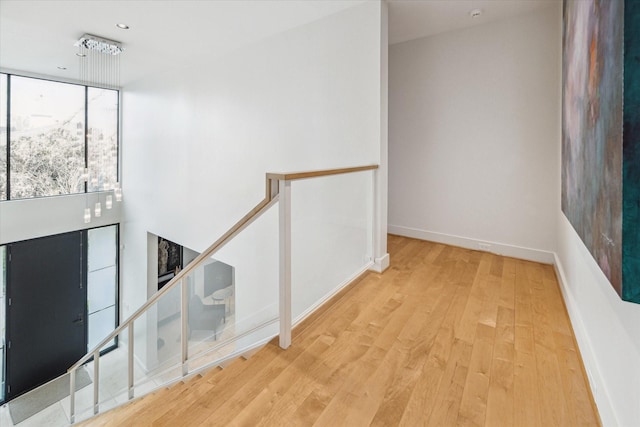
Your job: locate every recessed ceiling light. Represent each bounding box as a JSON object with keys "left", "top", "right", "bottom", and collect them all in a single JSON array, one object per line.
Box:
[
  {"left": 115, "top": 23, "right": 130, "bottom": 30},
  {"left": 469, "top": 9, "right": 483, "bottom": 18},
  {"left": 57, "top": 66, "right": 67, "bottom": 70}
]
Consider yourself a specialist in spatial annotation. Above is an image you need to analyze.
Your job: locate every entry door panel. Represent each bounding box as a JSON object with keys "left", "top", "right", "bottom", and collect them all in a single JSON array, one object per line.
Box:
[{"left": 6, "top": 231, "right": 86, "bottom": 400}]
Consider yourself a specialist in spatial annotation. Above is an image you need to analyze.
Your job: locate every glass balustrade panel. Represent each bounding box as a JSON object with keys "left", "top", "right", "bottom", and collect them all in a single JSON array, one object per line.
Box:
[
  {"left": 290, "top": 170, "right": 374, "bottom": 323},
  {"left": 186, "top": 202, "right": 279, "bottom": 371},
  {"left": 63, "top": 169, "right": 375, "bottom": 422},
  {"left": 132, "top": 280, "right": 184, "bottom": 395}
]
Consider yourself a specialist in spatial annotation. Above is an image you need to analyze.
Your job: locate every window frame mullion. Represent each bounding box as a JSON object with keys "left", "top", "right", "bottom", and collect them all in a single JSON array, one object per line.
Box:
[{"left": 6, "top": 74, "right": 11, "bottom": 200}]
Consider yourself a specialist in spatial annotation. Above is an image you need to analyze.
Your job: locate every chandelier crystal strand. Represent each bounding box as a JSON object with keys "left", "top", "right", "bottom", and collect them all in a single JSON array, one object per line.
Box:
[
  {"left": 84, "top": 176, "right": 90, "bottom": 223},
  {"left": 116, "top": 45, "right": 122, "bottom": 202},
  {"left": 84, "top": 181, "right": 91, "bottom": 223},
  {"left": 115, "top": 51, "right": 122, "bottom": 202},
  {"left": 79, "top": 42, "right": 90, "bottom": 223},
  {"left": 74, "top": 34, "right": 124, "bottom": 220}
]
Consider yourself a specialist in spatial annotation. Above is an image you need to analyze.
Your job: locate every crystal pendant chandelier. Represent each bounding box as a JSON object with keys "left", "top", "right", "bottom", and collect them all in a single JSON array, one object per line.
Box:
[{"left": 77, "top": 34, "right": 124, "bottom": 223}]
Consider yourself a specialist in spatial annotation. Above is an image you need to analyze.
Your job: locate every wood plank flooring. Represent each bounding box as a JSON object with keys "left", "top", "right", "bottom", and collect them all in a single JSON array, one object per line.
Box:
[{"left": 83, "top": 235, "right": 600, "bottom": 426}]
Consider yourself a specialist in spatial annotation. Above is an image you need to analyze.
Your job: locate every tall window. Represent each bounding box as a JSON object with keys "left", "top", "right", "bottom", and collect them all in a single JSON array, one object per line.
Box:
[
  {"left": 9, "top": 76, "right": 85, "bottom": 199},
  {"left": 0, "top": 73, "right": 119, "bottom": 200},
  {"left": 87, "top": 225, "right": 118, "bottom": 351},
  {"left": 87, "top": 88, "right": 118, "bottom": 193}
]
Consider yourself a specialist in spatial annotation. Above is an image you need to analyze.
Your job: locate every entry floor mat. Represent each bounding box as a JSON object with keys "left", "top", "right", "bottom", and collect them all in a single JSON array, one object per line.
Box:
[{"left": 8, "top": 369, "right": 91, "bottom": 424}]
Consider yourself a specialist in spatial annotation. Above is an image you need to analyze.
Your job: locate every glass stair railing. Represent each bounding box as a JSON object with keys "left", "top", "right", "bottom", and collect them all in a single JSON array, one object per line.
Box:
[{"left": 13, "top": 165, "right": 379, "bottom": 426}]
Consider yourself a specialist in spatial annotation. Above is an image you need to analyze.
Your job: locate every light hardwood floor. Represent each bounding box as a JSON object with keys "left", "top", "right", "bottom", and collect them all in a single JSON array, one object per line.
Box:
[{"left": 83, "top": 235, "right": 600, "bottom": 426}]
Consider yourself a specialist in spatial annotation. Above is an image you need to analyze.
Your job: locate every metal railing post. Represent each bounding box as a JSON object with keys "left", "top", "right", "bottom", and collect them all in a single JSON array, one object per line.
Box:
[
  {"left": 93, "top": 351, "right": 100, "bottom": 415},
  {"left": 181, "top": 279, "right": 189, "bottom": 376},
  {"left": 69, "top": 369, "right": 76, "bottom": 423},
  {"left": 278, "top": 179, "right": 292, "bottom": 349},
  {"left": 128, "top": 323, "right": 134, "bottom": 400}
]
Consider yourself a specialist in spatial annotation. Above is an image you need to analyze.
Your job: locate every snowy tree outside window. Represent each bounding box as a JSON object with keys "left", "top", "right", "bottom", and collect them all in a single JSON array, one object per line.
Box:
[{"left": 0, "top": 73, "right": 118, "bottom": 200}]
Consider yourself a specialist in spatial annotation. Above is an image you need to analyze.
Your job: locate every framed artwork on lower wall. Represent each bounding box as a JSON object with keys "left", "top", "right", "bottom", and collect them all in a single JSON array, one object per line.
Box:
[{"left": 158, "top": 237, "right": 182, "bottom": 290}]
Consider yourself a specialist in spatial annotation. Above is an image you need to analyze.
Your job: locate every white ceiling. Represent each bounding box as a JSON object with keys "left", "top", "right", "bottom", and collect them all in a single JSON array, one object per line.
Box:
[
  {"left": 388, "top": 0, "right": 558, "bottom": 45},
  {"left": 0, "top": 0, "right": 363, "bottom": 85},
  {"left": 0, "top": 0, "right": 556, "bottom": 86}
]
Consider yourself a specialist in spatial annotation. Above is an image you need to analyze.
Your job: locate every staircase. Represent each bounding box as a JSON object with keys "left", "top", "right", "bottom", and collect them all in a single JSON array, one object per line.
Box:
[
  {"left": 5, "top": 165, "right": 380, "bottom": 426},
  {"left": 80, "top": 344, "right": 272, "bottom": 426}
]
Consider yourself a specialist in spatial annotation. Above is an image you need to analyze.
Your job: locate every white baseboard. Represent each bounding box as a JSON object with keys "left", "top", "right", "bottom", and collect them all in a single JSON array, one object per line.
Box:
[
  {"left": 370, "top": 253, "right": 390, "bottom": 273},
  {"left": 388, "top": 224, "right": 555, "bottom": 264},
  {"left": 552, "top": 253, "right": 615, "bottom": 426},
  {"left": 293, "top": 262, "right": 373, "bottom": 327}
]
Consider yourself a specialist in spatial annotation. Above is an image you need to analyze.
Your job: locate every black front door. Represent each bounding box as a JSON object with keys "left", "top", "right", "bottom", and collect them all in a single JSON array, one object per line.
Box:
[{"left": 5, "top": 230, "right": 87, "bottom": 400}]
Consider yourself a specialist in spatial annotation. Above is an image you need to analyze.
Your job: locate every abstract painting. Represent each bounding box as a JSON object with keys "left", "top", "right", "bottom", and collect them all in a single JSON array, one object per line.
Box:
[
  {"left": 623, "top": 0, "right": 640, "bottom": 302},
  {"left": 562, "top": 0, "right": 640, "bottom": 303}
]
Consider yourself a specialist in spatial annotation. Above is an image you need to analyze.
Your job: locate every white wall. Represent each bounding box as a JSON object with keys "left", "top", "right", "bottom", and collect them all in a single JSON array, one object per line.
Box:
[
  {"left": 388, "top": 5, "right": 560, "bottom": 262},
  {"left": 0, "top": 192, "right": 122, "bottom": 244},
  {"left": 556, "top": 216, "right": 640, "bottom": 426},
  {"left": 119, "top": 2, "right": 383, "bottom": 322}
]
